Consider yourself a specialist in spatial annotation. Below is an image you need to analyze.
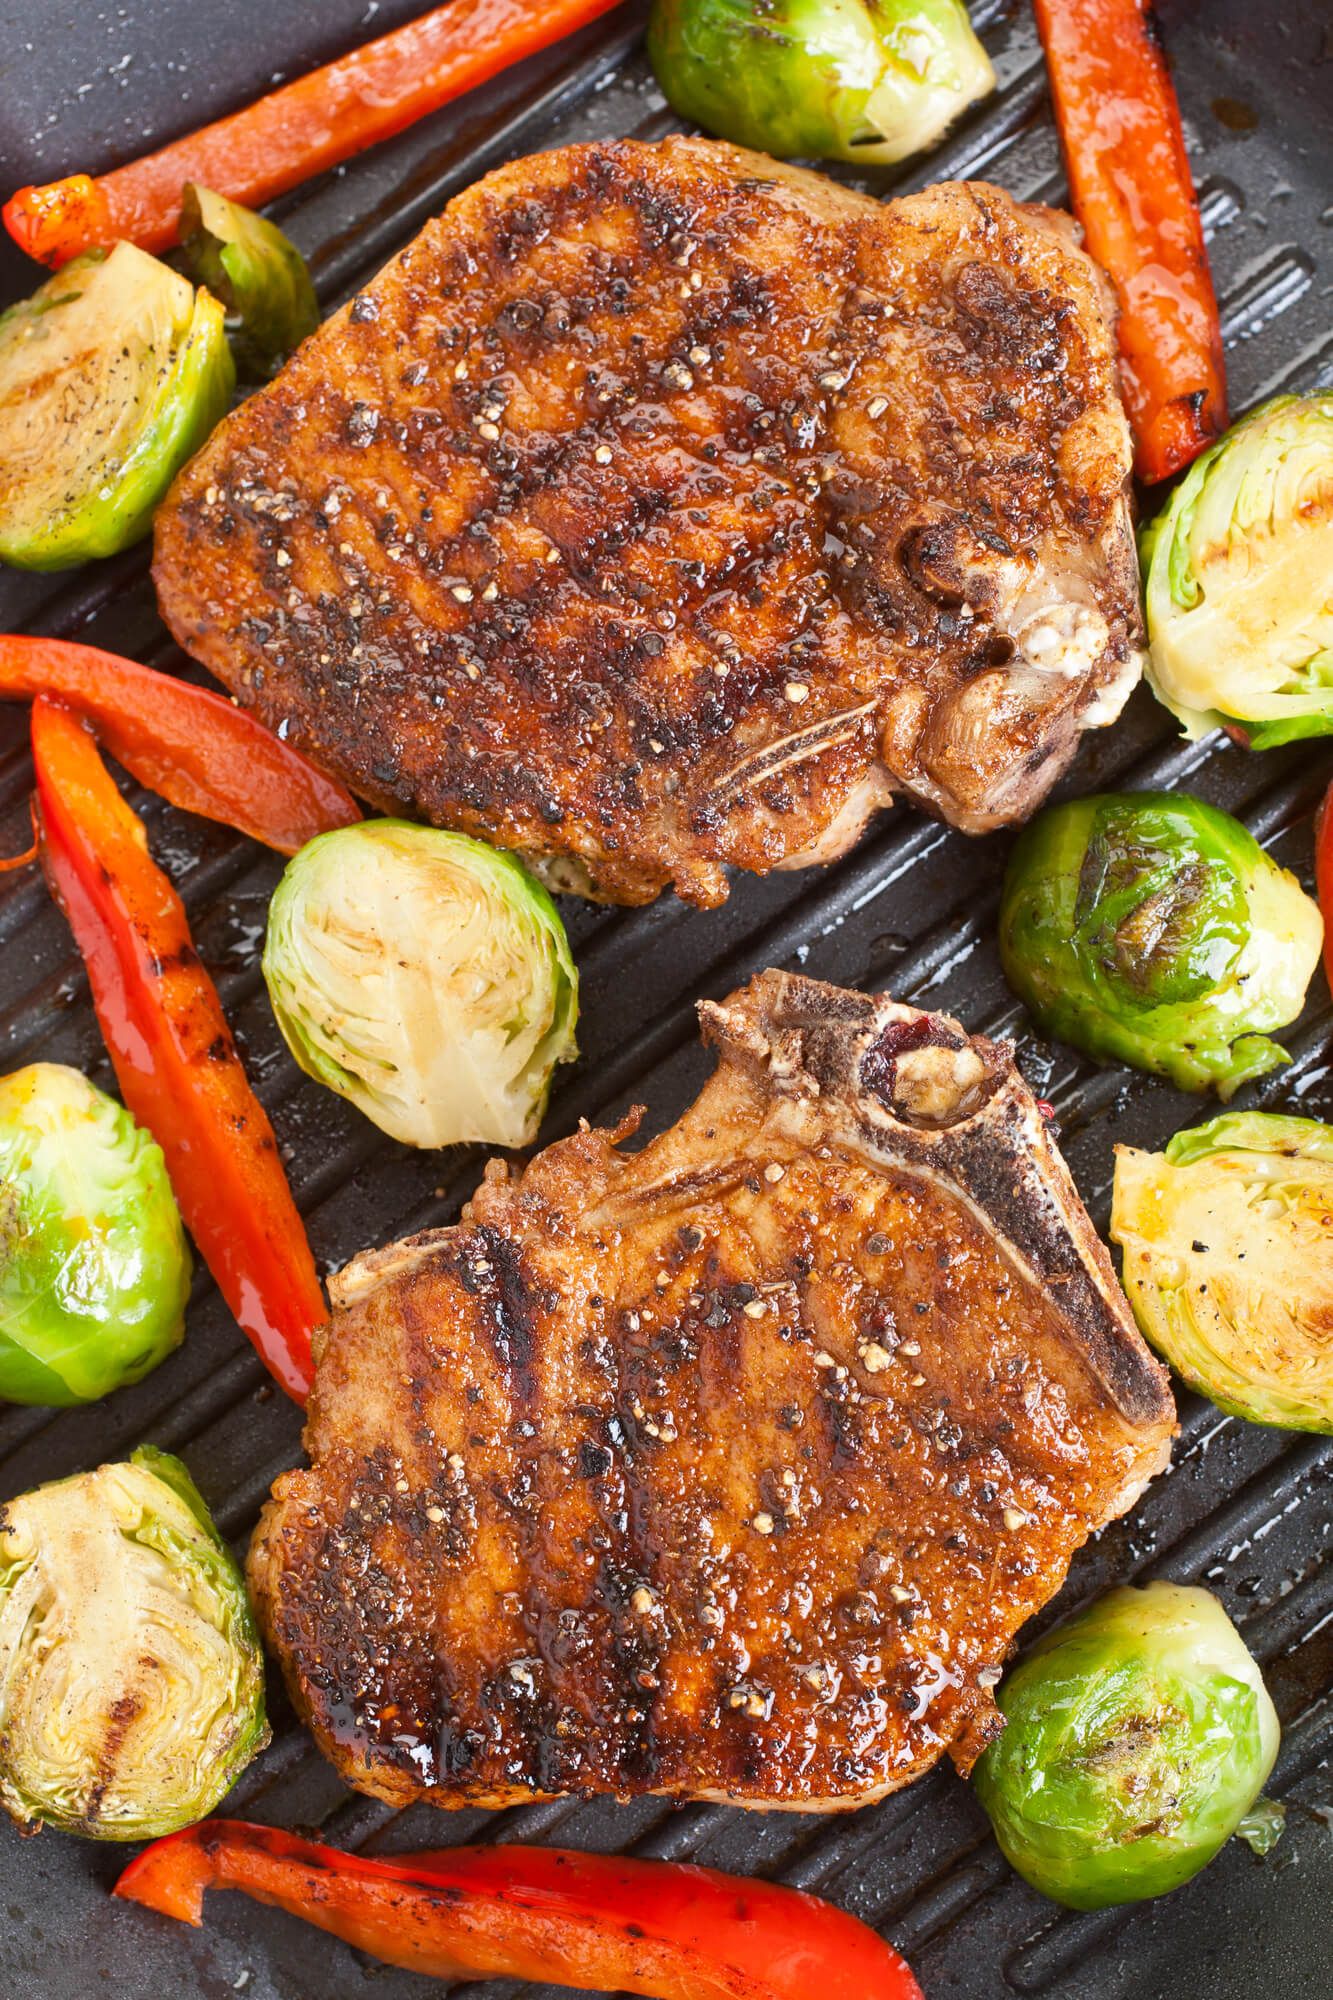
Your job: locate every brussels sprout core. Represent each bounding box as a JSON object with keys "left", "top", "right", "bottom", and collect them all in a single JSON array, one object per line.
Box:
[
  {"left": 973, "top": 1582, "right": 1280, "bottom": 1908},
  {"left": 1112, "top": 1110, "right": 1333, "bottom": 1433},
  {"left": 0, "top": 1063, "right": 191, "bottom": 1406},
  {"left": 1142, "top": 393, "right": 1333, "bottom": 749},
  {"left": 263, "top": 821, "right": 579, "bottom": 1149},
  {"left": 647, "top": 0, "right": 994, "bottom": 167},
  {"left": 0, "top": 1447, "right": 267, "bottom": 1838},
  {"left": 999, "top": 792, "right": 1323, "bottom": 1096},
  {"left": 0, "top": 241, "right": 234, "bottom": 571}
]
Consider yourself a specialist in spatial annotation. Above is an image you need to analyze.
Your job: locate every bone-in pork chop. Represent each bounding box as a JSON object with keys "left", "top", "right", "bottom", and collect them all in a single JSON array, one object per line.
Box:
[
  {"left": 248, "top": 973, "right": 1174, "bottom": 1812},
  {"left": 156, "top": 138, "right": 1144, "bottom": 906}
]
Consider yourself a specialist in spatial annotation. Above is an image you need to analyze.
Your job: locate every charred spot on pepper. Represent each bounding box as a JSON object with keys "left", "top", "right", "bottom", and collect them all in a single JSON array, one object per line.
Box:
[
  {"left": 1139, "top": 2, "right": 1167, "bottom": 52},
  {"left": 147, "top": 944, "right": 201, "bottom": 977}
]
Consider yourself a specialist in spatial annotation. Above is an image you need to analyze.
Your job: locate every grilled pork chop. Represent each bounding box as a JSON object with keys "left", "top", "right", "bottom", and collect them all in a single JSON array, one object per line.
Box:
[
  {"left": 157, "top": 138, "right": 1143, "bottom": 907},
  {"left": 249, "top": 973, "right": 1174, "bottom": 1812}
]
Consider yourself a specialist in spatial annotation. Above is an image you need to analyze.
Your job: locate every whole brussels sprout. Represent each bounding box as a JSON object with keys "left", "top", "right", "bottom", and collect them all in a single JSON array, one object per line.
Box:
[
  {"left": 1112, "top": 1110, "right": 1333, "bottom": 1433},
  {"left": 998, "top": 792, "right": 1323, "bottom": 1096},
  {"left": 0, "top": 1063, "right": 191, "bottom": 1405},
  {"left": 972, "top": 1582, "right": 1280, "bottom": 1909},
  {"left": 0, "top": 241, "right": 234, "bottom": 571},
  {"left": 263, "top": 821, "right": 579, "bottom": 1149},
  {"left": 647, "top": 0, "right": 994, "bottom": 168},
  {"left": 179, "top": 183, "right": 318, "bottom": 380},
  {"left": 1142, "top": 393, "right": 1333, "bottom": 751},
  {"left": 0, "top": 1446, "right": 268, "bottom": 1838}
]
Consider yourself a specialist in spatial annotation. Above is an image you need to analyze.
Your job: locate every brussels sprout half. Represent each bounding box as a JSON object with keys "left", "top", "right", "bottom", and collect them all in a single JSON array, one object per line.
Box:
[
  {"left": 998, "top": 792, "right": 1323, "bottom": 1096},
  {"left": 0, "top": 1063, "right": 191, "bottom": 1406},
  {"left": 263, "top": 821, "right": 579, "bottom": 1149},
  {"left": 647, "top": 0, "right": 993, "bottom": 167},
  {"left": 1142, "top": 393, "right": 1333, "bottom": 750},
  {"left": 0, "top": 241, "right": 234, "bottom": 571},
  {"left": 179, "top": 183, "right": 319, "bottom": 380},
  {"left": 0, "top": 1446, "right": 268, "bottom": 1838},
  {"left": 972, "top": 1583, "right": 1280, "bottom": 1909},
  {"left": 1112, "top": 1110, "right": 1333, "bottom": 1433}
]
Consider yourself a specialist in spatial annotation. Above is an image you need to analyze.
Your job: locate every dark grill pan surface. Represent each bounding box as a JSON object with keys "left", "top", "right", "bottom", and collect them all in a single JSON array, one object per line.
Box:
[{"left": 1, "top": 3, "right": 1330, "bottom": 1994}]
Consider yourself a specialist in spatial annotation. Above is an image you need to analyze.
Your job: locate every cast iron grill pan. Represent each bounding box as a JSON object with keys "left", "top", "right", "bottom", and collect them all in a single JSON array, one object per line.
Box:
[{"left": 0, "top": 3, "right": 1329, "bottom": 1994}]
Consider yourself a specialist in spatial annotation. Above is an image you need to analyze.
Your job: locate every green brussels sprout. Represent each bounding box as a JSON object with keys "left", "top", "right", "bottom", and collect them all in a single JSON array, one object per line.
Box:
[
  {"left": 0, "top": 240, "right": 234, "bottom": 571},
  {"left": 1141, "top": 393, "right": 1333, "bottom": 751},
  {"left": 1112, "top": 1110, "right": 1333, "bottom": 1433},
  {"left": 647, "top": 0, "right": 994, "bottom": 167},
  {"left": 0, "top": 1445, "right": 268, "bottom": 1838},
  {"left": 998, "top": 792, "right": 1323, "bottom": 1097},
  {"left": 179, "top": 183, "right": 319, "bottom": 380},
  {"left": 0, "top": 1063, "right": 191, "bottom": 1406},
  {"left": 972, "top": 1582, "right": 1281, "bottom": 1909},
  {"left": 263, "top": 821, "right": 579, "bottom": 1149}
]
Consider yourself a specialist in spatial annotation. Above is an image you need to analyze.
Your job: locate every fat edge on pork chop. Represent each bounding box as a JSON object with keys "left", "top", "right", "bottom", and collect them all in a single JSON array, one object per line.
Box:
[
  {"left": 249, "top": 972, "right": 1175, "bottom": 1814},
  {"left": 156, "top": 137, "right": 1145, "bottom": 907}
]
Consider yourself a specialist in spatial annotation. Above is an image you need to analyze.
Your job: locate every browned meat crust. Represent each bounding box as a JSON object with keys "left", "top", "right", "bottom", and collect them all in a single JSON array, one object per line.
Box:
[
  {"left": 248, "top": 972, "right": 1174, "bottom": 1813},
  {"left": 156, "top": 139, "right": 1143, "bottom": 906}
]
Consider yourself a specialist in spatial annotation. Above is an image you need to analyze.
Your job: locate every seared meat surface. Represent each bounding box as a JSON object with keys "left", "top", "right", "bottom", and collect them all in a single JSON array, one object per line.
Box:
[
  {"left": 157, "top": 139, "right": 1143, "bottom": 906},
  {"left": 249, "top": 973, "right": 1174, "bottom": 1812}
]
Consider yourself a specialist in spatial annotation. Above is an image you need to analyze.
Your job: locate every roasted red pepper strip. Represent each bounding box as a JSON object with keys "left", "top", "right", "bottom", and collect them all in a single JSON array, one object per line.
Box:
[
  {"left": 0, "top": 636, "right": 359, "bottom": 854},
  {"left": 1032, "top": 0, "right": 1227, "bottom": 483},
  {"left": 115, "top": 1822, "right": 923, "bottom": 2000},
  {"left": 31, "top": 699, "right": 322, "bottom": 1400},
  {"left": 4, "top": 0, "right": 626, "bottom": 266},
  {"left": 1317, "top": 778, "right": 1333, "bottom": 999}
]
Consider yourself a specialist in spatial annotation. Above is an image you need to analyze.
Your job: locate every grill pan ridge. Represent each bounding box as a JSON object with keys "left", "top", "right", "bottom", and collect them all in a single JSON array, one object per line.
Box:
[{"left": 0, "top": 2, "right": 1329, "bottom": 1995}]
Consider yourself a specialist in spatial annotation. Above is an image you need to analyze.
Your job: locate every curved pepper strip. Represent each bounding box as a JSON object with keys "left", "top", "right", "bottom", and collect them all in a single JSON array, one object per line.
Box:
[
  {"left": 0, "top": 811, "right": 36, "bottom": 873},
  {"left": 1318, "top": 778, "right": 1333, "bottom": 999},
  {"left": 0, "top": 636, "right": 359, "bottom": 854},
  {"left": 1033, "top": 0, "right": 1227, "bottom": 483},
  {"left": 31, "top": 698, "right": 322, "bottom": 1400},
  {"left": 115, "top": 1821, "right": 923, "bottom": 1999},
  {"left": 4, "top": 0, "right": 625, "bottom": 265}
]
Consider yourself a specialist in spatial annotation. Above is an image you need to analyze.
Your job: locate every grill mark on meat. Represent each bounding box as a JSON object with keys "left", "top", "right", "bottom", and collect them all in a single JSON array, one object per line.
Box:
[
  {"left": 605, "top": 1302, "right": 695, "bottom": 1785},
  {"left": 459, "top": 1225, "right": 537, "bottom": 1407}
]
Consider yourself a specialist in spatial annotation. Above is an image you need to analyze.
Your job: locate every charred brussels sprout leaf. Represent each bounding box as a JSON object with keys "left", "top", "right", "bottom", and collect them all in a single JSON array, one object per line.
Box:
[
  {"left": 973, "top": 1583, "right": 1280, "bottom": 1908},
  {"left": 999, "top": 793, "right": 1323, "bottom": 1095},
  {"left": 263, "top": 821, "right": 579, "bottom": 1149},
  {"left": 647, "top": 0, "right": 993, "bottom": 166},
  {"left": 179, "top": 184, "right": 318, "bottom": 379},
  {"left": 1142, "top": 393, "right": 1333, "bottom": 750},
  {"left": 1112, "top": 1110, "right": 1333, "bottom": 1433},
  {"left": 1073, "top": 809, "right": 1248, "bottom": 1008},
  {"left": 0, "top": 1064, "right": 191, "bottom": 1406},
  {"left": 0, "top": 1447, "right": 268, "bottom": 1838},
  {"left": 0, "top": 241, "right": 234, "bottom": 570}
]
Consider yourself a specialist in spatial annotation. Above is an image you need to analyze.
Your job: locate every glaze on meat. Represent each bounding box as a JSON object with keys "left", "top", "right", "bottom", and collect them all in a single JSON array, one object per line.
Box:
[
  {"left": 156, "top": 139, "right": 1145, "bottom": 906},
  {"left": 248, "top": 973, "right": 1175, "bottom": 1812}
]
